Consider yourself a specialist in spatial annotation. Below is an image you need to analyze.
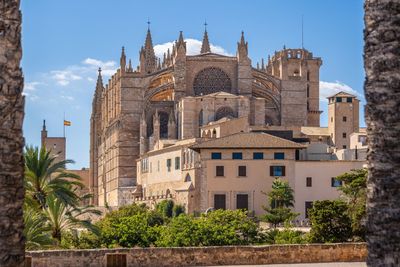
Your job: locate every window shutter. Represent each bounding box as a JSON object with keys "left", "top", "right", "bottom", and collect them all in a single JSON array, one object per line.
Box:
[
  {"left": 270, "top": 166, "right": 273, "bottom": 176},
  {"left": 282, "top": 166, "right": 286, "bottom": 176}
]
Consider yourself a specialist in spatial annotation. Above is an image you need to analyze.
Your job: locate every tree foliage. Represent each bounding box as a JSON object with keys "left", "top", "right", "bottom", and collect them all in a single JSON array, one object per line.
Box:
[
  {"left": 308, "top": 200, "right": 352, "bottom": 243},
  {"left": 156, "top": 210, "right": 258, "bottom": 247},
  {"left": 23, "top": 146, "right": 100, "bottom": 248},
  {"left": 24, "top": 146, "right": 83, "bottom": 209},
  {"left": 262, "top": 179, "right": 298, "bottom": 227},
  {"left": 336, "top": 168, "right": 367, "bottom": 240}
]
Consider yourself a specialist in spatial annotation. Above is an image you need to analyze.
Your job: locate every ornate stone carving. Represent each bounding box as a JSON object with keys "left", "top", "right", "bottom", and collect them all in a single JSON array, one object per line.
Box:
[{"left": 193, "top": 67, "right": 232, "bottom": 96}]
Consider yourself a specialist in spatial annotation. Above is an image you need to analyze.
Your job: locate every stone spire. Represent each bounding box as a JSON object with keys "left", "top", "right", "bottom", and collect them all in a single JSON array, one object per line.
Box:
[
  {"left": 120, "top": 46, "right": 126, "bottom": 72},
  {"left": 96, "top": 67, "right": 103, "bottom": 92},
  {"left": 140, "top": 27, "right": 157, "bottom": 74},
  {"left": 261, "top": 58, "right": 265, "bottom": 70},
  {"left": 176, "top": 31, "right": 186, "bottom": 51},
  {"left": 200, "top": 22, "right": 211, "bottom": 54},
  {"left": 237, "top": 31, "right": 248, "bottom": 59},
  {"left": 127, "top": 59, "right": 133, "bottom": 72}
]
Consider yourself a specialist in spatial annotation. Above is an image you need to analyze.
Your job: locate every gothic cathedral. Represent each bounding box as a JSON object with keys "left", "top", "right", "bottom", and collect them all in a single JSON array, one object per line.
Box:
[{"left": 90, "top": 28, "right": 322, "bottom": 207}]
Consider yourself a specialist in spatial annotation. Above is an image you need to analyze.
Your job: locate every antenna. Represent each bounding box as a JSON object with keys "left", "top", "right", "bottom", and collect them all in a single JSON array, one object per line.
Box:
[{"left": 301, "top": 15, "right": 304, "bottom": 49}]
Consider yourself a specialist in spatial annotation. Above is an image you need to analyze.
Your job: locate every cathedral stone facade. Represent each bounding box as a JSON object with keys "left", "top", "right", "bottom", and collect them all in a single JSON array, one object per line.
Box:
[{"left": 90, "top": 28, "right": 323, "bottom": 207}]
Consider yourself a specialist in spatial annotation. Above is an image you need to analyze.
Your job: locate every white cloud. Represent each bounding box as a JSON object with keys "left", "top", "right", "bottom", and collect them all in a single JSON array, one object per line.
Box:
[
  {"left": 51, "top": 70, "right": 82, "bottom": 86},
  {"left": 61, "top": 95, "right": 74, "bottom": 101},
  {"left": 154, "top": 38, "right": 232, "bottom": 58},
  {"left": 47, "top": 58, "right": 117, "bottom": 87},
  {"left": 24, "top": 81, "right": 40, "bottom": 91},
  {"left": 319, "top": 81, "right": 362, "bottom": 102},
  {"left": 82, "top": 58, "right": 117, "bottom": 75}
]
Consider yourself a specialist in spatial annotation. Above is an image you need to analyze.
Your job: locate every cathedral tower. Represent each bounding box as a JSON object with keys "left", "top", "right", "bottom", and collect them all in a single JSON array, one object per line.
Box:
[
  {"left": 328, "top": 92, "right": 360, "bottom": 149},
  {"left": 268, "top": 48, "right": 322, "bottom": 126}
]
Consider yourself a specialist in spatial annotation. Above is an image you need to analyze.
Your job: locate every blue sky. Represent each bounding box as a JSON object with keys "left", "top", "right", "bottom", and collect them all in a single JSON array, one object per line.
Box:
[{"left": 21, "top": 0, "right": 365, "bottom": 168}]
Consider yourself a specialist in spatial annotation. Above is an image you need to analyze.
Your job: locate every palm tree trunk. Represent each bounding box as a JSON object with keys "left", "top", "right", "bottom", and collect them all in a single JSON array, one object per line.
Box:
[
  {"left": 364, "top": 0, "right": 400, "bottom": 265},
  {"left": 0, "top": 0, "right": 25, "bottom": 266}
]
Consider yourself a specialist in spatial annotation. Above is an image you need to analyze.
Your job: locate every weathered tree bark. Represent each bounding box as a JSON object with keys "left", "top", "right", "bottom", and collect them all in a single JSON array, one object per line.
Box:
[
  {"left": 0, "top": 0, "right": 25, "bottom": 266},
  {"left": 364, "top": 0, "right": 400, "bottom": 266}
]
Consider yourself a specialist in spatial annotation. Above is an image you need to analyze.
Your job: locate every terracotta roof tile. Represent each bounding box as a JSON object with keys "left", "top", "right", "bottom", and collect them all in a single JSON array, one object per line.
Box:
[{"left": 191, "top": 132, "right": 306, "bottom": 150}]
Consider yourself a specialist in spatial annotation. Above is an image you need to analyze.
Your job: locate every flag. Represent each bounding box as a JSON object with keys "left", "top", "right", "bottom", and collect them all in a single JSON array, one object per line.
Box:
[{"left": 64, "top": 120, "right": 71, "bottom": 126}]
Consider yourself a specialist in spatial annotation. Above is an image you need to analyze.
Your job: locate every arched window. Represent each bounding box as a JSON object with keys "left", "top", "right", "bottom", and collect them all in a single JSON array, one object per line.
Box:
[
  {"left": 193, "top": 67, "right": 232, "bottom": 96},
  {"left": 215, "top": 106, "right": 236, "bottom": 120},
  {"left": 184, "top": 174, "right": 191, "bottom": 182}
]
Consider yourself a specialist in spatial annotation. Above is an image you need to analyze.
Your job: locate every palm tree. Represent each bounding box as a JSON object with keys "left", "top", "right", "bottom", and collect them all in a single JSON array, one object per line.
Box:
[
  {"left": 0, "top": 1, "right": 25, "bottom": 266},
  {"left": 24, "top": 146, "right": 83, "bottom": 209},
  {"left": 364, "top": 0, "right": 400, "bottom": 265},
  {"left": 44, "top": 194, "right": 101, "bottom": 242},
  {"left": 23, "top": 205, "right": 53, "bottom": 250}
]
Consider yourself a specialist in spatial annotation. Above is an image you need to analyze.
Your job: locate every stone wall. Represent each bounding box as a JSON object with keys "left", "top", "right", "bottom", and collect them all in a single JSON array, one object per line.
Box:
[{"left": 26, "top": 243, "right": 366, "bottom": 267}]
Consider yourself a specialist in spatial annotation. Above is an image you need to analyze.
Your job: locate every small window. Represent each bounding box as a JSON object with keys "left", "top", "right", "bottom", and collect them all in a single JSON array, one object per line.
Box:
[
  {"left": 307, "top": 85, "right": 310, "bottom": 97},
  {"left": 270, "top": 166, "right": 286, "bottom": 177},
  {"left": 211, "top": 152, "right": 222, "bottom": 160},
  {"left": 331, "top": 117, "right": 333, "bottom": 122},
  {"left": 306, "top": 177, "right": 312, "bottom": 187},
  {"left": 216, "top": 166, "right": 224, "bottom": 177},
  {"left": 347, "top": 97, "right": 352, "bottom": 103},
  {"left": 274, "top": 152, "right": 285, "bottom": 160},
  {"left": 232, "top": 152, "right": 243, "bottom": 160},
  {"left": 336, "top": 97, "right": 342, "bottom": 102},
  {"left": 331, "top": 177, "right": 343, "bottom": 187},
  {"left": 238, "top": 166, "right": 247, "bottom": 177},
  {"left": 343, "top": 145, "right": 347, "bottom": 149},
  {"left": 343, "top": 116, "right": 347, "bottom": 122},
  {"left": 175, "top": 157, "right": 180, "bottom": 170},
  {"left": 305, "top": 201, "right": 313, "bottom": 219},
  {"left": 157, "top": 161, "right": 160, "bottom": 172},
  {"left": 253, "top": 152, "right": 264, "bottom": 160},
  {"left": 342, "top": 132, "right": 347, "bottom": 138},
  {"left": 214, "top": 194, "right": 226, "bottom": 210},
  {"left": 307, "top": 71, "right": 310, "bottom": 81},
  {"left": 166, "top": 159, "right": 171, "bottom": 172}
]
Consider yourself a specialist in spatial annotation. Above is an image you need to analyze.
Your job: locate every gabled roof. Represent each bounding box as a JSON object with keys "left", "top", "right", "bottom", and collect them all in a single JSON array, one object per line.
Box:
[
  {"left": 190, "top": 132, "right": 306, "bottom": 151},
  {"left": 327, "top": 91, "right": 357, "bottom": 99}
]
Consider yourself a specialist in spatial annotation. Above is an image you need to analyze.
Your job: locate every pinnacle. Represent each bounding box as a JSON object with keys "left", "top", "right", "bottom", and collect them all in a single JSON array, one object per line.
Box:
[{"left": 201, "top": 29, "right": 211, "bottom": 54}]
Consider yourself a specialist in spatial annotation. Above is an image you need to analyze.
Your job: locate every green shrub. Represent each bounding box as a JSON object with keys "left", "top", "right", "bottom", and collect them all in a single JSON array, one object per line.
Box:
[
  {"left": 156, "top": 200, "right": 174, "bottom": 218},
  {"left": 308, "top": 200, "right": 352, "bottom": 243},
  {"left": 274, "top": 228, "right": 306, "bottom": 244},
  {"left": 156, "top": 210, "right": 259, "bottom": 247},
  {"left": 172, "top": 204, "right": 185, "bottom": 217},
  {"left": 98, "top": 203, "right": 163, "bottom": 248},
  {"left": 156, "top": 214, "right": 200, "bottom": 247},
  {"left": 61, "top": 230, "right": 101, "bottom": 249},
  {"left": 197, "top": 209, "right": 258, "bottom": 246}
]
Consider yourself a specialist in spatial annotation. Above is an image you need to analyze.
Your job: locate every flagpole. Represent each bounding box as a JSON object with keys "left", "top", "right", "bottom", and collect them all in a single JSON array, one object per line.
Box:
[{"left": 63, "top": 112, "right": 65, "bottom": 138}]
